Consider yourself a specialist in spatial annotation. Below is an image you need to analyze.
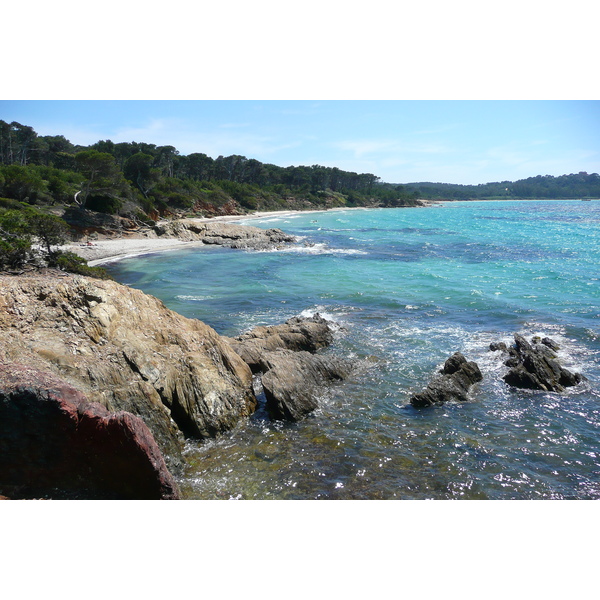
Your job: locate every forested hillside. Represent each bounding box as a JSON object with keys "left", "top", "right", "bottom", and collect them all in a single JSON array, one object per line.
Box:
[
  {"left": 404, "top": 172, "right": 600, "bottom": 200},
  {"left": 0, "top": 120, "right": 421, "bottom": 221},
  {"left": 1, "top": 120, "right": 598, "bottom": 226}
]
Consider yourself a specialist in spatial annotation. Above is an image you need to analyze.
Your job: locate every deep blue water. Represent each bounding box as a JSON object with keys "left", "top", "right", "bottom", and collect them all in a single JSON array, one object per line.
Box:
[{"left": 108, "top": 201, "right": 600, "bottom": 499}]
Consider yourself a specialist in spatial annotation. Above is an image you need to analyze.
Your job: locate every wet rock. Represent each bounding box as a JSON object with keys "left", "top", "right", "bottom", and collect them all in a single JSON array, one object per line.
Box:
[
  {"left": 499, "top": 334, "right": 584, "bottom": 392},
  {"left": 410, "top": 352, "right": 483, "bottom": 408},
  {"left": 228, "top": 314, "right": 352, "bottom": 421},
  {"left": 260, "top": 350, "right": 354, "bottom": 421},
  {"left": 0, "top": 362, "right": 180, "bottom": 499},
  {"left": 226, "top": 314, "right": 335, "bottom": 373}
]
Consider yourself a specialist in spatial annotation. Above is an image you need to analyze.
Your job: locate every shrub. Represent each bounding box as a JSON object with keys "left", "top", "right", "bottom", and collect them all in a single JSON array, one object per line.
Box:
[{"left": 54, "top": 251, "right": 113, "bottom": 280}]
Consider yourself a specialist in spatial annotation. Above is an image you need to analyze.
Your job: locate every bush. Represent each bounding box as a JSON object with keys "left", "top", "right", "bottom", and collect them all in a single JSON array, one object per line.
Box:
[
  {"left": 85, "top": 195, "right": 123, "bottom": 215},
  {"left": 54, "top": 251, "right": 113, "bottom": 280}
]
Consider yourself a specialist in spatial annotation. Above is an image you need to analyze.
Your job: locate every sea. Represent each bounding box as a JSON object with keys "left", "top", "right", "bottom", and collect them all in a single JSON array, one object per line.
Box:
[{"left": 107, "top": 200, "right": 600, "bottom": 500}]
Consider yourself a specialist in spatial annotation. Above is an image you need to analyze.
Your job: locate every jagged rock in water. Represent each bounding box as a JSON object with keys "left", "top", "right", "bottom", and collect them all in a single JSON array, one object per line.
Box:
[
  {"left": 410, "top": 352, "right": 483, "bottom": 408},
  {"left": 153, "top": 219, "right": 296, "bottom": 250},
  {"left": 260, "top": 350, "right": 354, "bottom": 422},
  {"left": 497, "top": 334, "right": 584, "bottom": 392},
  {"left": 228, "top": 314, "right": 352, "bottom": 421},
  {"left": 0, "top": 273, "right": 257, "bottom": 472},
  {"left": 226, "top": 314, "right": 335, "bottom": 373},
  {"left": 0, "top": 362, "right": 180, "bottom": 499}
]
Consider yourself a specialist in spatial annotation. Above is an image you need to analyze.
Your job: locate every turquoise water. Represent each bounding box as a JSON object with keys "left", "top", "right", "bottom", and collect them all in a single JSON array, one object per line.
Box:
[{"left": 108, "top": 201, "right": 600, "bottom": 499}]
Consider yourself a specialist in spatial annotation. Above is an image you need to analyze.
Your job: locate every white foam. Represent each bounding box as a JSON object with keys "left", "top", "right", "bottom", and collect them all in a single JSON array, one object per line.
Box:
[{"left": 278, "top": 243, "right": 368, "bottom": 256}]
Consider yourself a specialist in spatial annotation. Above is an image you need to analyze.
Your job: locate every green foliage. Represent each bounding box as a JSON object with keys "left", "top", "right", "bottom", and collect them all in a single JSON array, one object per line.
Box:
[
  {"left": 0, "top": 208, "right": 34, "bottom": 268},
  {"left": 85, "top": 194, "right": 123, "bottom": 214},
  {"left": 53, "top": 251, "right": 113, "bottom": 279},
  {"left": 0, "top": 206, "right": 70, "bottom": 270},
  {"left": 28, "top": 212, "right": 71, "bottom": 256},
  {"left": 0, "top": 164, "right": 47, "bottom": 202}
]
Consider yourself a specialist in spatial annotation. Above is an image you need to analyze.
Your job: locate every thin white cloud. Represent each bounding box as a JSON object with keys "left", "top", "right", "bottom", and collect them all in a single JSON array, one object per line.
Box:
[
  {"left": 108, "top": 118, "right": 303, "bottom": 158},
  {"left": 332, "top": 139, "right": 453, "bottom": 159}
]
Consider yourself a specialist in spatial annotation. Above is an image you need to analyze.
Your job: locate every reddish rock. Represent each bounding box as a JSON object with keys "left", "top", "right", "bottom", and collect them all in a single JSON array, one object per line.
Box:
[{"left": 0, "top": 363, "right": 180, "bottom": 499}]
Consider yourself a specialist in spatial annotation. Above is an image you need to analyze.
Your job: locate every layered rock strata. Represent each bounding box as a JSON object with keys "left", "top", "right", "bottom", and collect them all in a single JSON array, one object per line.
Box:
[
  {"left": 0, "top": 273, "right": 352, "bottom": 497},
  {"left": 0, "top": 363, "right": 180, "bottom": 500},
  {"left": 410, "top": 352, "right": 483, "bottom": 408},
  {"left": 0, "top": 272, "right": 257, "bottom": 473},
  {"left": 227, "top": 314, "right": 353, "bottom": 421}
]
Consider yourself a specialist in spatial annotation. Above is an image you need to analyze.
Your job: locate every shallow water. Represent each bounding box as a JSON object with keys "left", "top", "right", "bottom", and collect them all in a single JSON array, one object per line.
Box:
[{"left": 108, "top": 201, "right": 600, "bottom": 499}]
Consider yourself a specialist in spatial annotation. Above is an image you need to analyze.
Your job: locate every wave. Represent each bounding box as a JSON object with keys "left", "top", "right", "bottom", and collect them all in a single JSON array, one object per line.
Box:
[{"left": 278, "top": 242, "right": 369, "bottom": 256}]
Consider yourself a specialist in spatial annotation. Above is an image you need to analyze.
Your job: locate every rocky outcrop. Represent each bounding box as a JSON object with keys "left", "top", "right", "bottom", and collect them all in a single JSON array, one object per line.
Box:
[
  {"left": 228, "top": 314, "right": 353, "bottom": 421},
  {"left": 0, "top": 272, "right": 257, "bottom": 473},
  {"left": 225, "top": 314, "right": 335, "bottom": 373},
  {"left": 410, "top": 352, "right": 483, "bottom": 408},
  {"left": 0, "top": 362, "right": 180, "bottom": 500},
  {"left": 492, "top": 334, "right": 585, "bottom": 392},
  {"left": 153, "top": 219, "right": 296, "bottom": 250},
  {"left": 260, "top": 350, "right": 354, "bottom": 421}
]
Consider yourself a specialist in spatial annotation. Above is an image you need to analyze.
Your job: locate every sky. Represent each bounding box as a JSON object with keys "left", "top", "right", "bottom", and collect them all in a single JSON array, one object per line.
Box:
[{"left": 1, "top": 100, "right": 598, "bottom": 185}]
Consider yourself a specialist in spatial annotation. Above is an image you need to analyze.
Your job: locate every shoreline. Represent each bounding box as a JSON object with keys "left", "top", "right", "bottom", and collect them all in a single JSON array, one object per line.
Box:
[{"left": 64, "top": 206, "right": 374, "bottom": 266}]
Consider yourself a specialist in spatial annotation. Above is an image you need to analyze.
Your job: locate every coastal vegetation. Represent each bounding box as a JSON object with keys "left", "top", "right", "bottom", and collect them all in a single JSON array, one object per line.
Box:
[{"left": 0, "top": 197, "right": 112, "bottom": 278}]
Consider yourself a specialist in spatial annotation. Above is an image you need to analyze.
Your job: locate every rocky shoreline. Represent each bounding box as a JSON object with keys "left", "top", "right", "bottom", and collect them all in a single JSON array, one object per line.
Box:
[
  {"left": 62, "top": 215, "right": 299, "bottom": 265},
  {"left": 0, "top": 212, "right": 587, "bottom": 500},
  {"left": 0, "top": 270, "right": 352, "bottom": 499}
]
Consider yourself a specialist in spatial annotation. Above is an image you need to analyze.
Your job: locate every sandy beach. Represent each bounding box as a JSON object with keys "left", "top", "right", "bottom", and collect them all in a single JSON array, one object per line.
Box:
[{"left": 64, "top": 207, "right": 363, "bottom": 266}]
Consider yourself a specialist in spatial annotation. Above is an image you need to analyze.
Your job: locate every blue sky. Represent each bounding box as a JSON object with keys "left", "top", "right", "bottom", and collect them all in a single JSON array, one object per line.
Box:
[{"left": 2, "top": 100, "right": 598, "bottom": 185}]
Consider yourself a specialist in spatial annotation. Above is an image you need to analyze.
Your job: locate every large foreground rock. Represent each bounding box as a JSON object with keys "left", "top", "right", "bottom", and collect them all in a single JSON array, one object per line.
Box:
[
  {"left": 0, "top": 363, "right": 180, "bottom": 499},
  {"left": 0, "top": 272, "right": 257, "bottom": 472},
  {"left": 410, "top": 352, "right": 483, "bottom": 408},
  {"left": 494, "top": 334, "right": 585, "bottom": 392},
  {"left": 154, "top": 219, "right": 296, "bottom": 250}
]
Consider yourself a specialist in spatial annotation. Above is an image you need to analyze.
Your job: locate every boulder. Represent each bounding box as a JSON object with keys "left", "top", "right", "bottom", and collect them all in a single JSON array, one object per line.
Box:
[
  {"left": 498, "top": 334, "right": 584, "bottom": 392},
  {"left": 0, "top": 362, "right": 180, "bottom": 499},
  {"left": 260, "top": 350, "right": 354, "bottom": 422},
  {"left": 410, "top": 352, "right": 482, "bottom": 408},
  {"left": 228, "top": 314, "right": 352, "bottom": 421},
  {"left": 0, "top": 273, "right": 257, "bottom": 472},
  {"left": 226, "top": 314, "right": 335, "bottom": 372}
]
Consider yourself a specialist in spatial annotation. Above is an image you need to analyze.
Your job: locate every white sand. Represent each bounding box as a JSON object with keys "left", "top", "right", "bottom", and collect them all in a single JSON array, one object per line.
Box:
[{"left": 63, "top": 207, "right": 372, "bottom": 266}]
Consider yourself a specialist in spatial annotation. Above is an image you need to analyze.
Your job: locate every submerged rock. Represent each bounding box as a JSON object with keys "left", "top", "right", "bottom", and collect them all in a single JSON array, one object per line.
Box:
[
  {"left": 495, "top": 334, "right": 584, "bottom": 392},
  {"left": 410, "top": 352, "right": 482, "bottom": 408},
  {"left": 0, "top": 362, "right": 180, "bottom": 499}
]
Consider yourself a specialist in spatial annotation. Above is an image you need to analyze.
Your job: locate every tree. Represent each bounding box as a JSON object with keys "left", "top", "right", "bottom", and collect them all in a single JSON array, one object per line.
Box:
[
  {"left": 0, "top": 209, "right": 33, "bottom": 268},
  {"left": 75, "top": 150, "right": 129, "bottom": 210},
  {"left": 124, "top": 152, "right": 160, "bottom": 198},
  {"left": 0, "top": 165, "right": 46, "bottom": 202},
  {"left": 29, "top": 213, "right": 71, "bottom": 262}
]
